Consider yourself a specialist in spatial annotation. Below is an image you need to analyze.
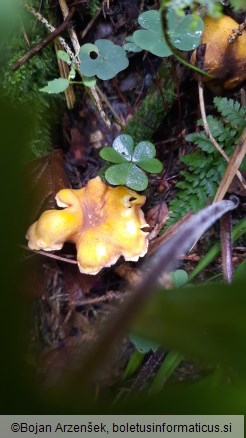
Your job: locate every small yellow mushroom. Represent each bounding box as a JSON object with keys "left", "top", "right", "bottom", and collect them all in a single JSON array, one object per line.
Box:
[
  {"left": 26, "top": 176, "right": 149, "bottom": 275},
  {"left": 191, "top": 15, "right": 246, "bottom": 90}
]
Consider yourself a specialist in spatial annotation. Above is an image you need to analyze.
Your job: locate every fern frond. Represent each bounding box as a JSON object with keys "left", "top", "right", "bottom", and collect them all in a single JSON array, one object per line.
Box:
[
  {"left": 214, "top": 97, "right": 246, "bottom": 128},
  {"left": 166, "top": 97, "right": 246, "bottom": 226}
]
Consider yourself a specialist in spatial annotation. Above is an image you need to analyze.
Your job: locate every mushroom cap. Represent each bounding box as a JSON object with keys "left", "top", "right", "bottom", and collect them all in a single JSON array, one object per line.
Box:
[
  {"left": 191, "top": 15, "right": 246, "bottom": 89},
  {"left": 26, "top": 176, "right": 149, "bottom": 275},
  {"left": 26, "top": 189, "right": 84, "bottom": 251},
  {"left": 76, "top": 181, "right": 149, "bottom": 274}
]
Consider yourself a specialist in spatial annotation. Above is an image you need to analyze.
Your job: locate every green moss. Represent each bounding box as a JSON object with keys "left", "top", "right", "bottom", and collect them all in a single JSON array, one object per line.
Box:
[
  {"left": 124, "top": 62, "right": 176, "bottom": 142},
  {"left": 86, "top": 0, "right": 100, "bottom": 16},
  {"left": 0, "top": 2, "right": 62, "bottom": 160}
]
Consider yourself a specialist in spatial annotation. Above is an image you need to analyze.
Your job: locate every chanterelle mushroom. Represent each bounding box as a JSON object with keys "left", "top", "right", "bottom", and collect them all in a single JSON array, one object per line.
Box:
[
  {"left": 191, "top": 15, "right": 246, "bottom": 90},
  {"left": 26, "top": 176, "right": 149, "bottom": 275}
]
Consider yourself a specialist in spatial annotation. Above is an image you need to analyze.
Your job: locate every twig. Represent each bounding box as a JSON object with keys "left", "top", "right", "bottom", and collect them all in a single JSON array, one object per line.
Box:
[
  {"left": 213, "top": 128, "right": 246, "bottom": 202},
  {"left": 12, "top": 7, "right": 76, "bottom": 71},
  {"left": 228, "top": 19, "right": 246, "bottom": 44},
  {"left": 198, "top": 80, "right": 245, "bottom": 188},
  {"left": 89, "top": 87, "right": 111, "bottom": 128},
  {"left": 130, "top": 349, "right": 165, "bottom": 392},
  {"left": 74, "top": 290, "right": 129, "bottom": 306},
  {"left": 95, "top": 85, "right": 123, "bottom": 126},
  {"left": 58, "top": 0, "right": 80, "bottom": 53},
  {"left": 24, "top": 2, "right": 111, "bottom": 127},
  {"left": 22, "top": 3, "right": 79, "bottom": 65},
  {"left": 20, "top": 245, "right": 78, "bottom": 265},
  {"left": 54, "top": 40, "right": 76, "bottom": 109},
  {"left": 80, "top": 7, "right": 101, "bottom": 39},
  {"left": 58, "top": 0, "right": 111, "bottom": 127},
  {"left": 220, "top": 212, "right": 233, "bottom": 284}
]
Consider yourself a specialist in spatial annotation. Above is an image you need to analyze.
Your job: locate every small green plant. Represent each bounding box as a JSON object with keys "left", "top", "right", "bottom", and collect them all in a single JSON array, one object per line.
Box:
[
  {"left": 100, "top": 134, "right": 163, "bottom": 191},
  {"left": 167, "top": 97, "right": 246, "bottom": 225},
  {"left": 40, "top": 8, "right": 204, "bottom": 94},
  {"left": 125, "top": 9, "right": 204, "bottom": 56},
  {"left": 40, "top": 39, "right": 129, "bottom": 94},
  {"left": 79, "top": 39, "right": 129, "bottom": 80}
]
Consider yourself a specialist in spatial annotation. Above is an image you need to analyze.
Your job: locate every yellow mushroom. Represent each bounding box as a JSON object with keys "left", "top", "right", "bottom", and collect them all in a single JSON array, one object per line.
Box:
[
  {"left": 191, "top": 15, "right": 246, "bottom": 90},
  {"left": 26, "top": 176, "right": 149, "bottom": 275}
]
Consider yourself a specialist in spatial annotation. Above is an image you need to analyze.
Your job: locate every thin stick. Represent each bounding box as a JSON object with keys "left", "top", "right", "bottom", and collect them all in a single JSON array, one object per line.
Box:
[
  {"left": 54, "top": 40, "right": 76, "bottom": 109},
  {"left": 95, "top": 85, "right": 123, "bottom": 126},
  {"left": 58, "top": 0, "right": 111, "bottom": 126},
  {"left": 213, "top": 128, "right": 246, "bottom": 202},
  {"left": 23, "top": 2, "right": 111, "bottom": 127},
  {"left": 74, "top": 290, "right": 129, "bottom": 306},
  {"left": 23, "top": 3, "right": 79, "bottom": 65},
  {"left": 58, "top": 0, "right": 80, "bottom": 53},
  {"left": 80, "top": 7, "right": 101, "bottom": 39},
  {"left": 12, "top": 7, "right": 76, "bottom": 71},
  {"left": 220, "top": 212, "right": 233, "bottom": 284},
  {"left": 130, "top": 349, "right": 165, "bottom": 392},
  {"left": 198, "top": 80, "right": 245, "bottom": 188},
  {"left": 20, "top": 245, "right": 78, "bottom": 265}
]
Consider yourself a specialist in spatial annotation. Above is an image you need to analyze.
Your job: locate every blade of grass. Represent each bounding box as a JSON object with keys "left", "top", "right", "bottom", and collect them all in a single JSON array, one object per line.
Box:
[
  {"left": 121, "top": 351, "right": 145, "bottom": 381},
  {"left": 150, "top": 351, "right": 183, "bottom": 394}
]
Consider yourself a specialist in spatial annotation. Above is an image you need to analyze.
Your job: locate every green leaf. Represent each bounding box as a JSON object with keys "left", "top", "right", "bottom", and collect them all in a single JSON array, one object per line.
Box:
[
  {"left": 79, "top": 39, "right": 129, "bottom": 80},
  {"left": 186, "top": 132, "right": 214, "bottom": 153},
  {"left": 79, "top": 43, "right": 99, "bottom": 57},
  {"left": 133, "top": 11, "right": 171, "bottom": 57},
  {"left": 105, "top": 163, "right": 148, "bottom": 191},
  {"left": 167, "top": 9, "right": 204, "bottom": 51},
  {"left": 82, "top": 76, "right": 97, "bottom": 87},
  {"left": 150, "top": 351, "right": 183, "bottom": 393},
  {"left": 170, "top": 269, "right": 188, "bottom": 287},
  {"left": 40, "top": 78, "right": 70, "bottom": 94},
  {"left": 129, "top": 334, "right": 159, "bottom": 354},
  {"left": 112, "top": 134, "right": 134, "bottom": 161},
  {"left": 121, "top": 351, "right": 145, "bottom": 381},
  {"left": 132, "top": 141, "right": 156, "bottom": 162},
  {"left": 133, "top": 29, "right": 172, "bottom": 57},
  {"left": 123, "top": 36, "right": 143, "bottom": 53},
  {"left": 68, "top": 67, "right": 76, "bottom": 80},
  {"left": 105, "top": 163, "right": 131, "bottom": 186},
  {"left": 132, "top": 9, "right": 203, "bottom": 57},
  {"left": 133, "top": 281, "right": 246, "bottom": 373},
  {"left": 57, "top": 50, "right": 71, "bottom": 64},
  {"left": 99, "top": 147, "right": 128, "bottom": 164},
  {"left": 234, "top": 259, "right": 246, "bottom": 282},
  {"left": 137, "top": 158, "right": 163, "bottom": 173},
  {"left": 214, "top": 97, "right": 246, "bottom": 128},
  {"left": 229, "top": 0, "right": 246, "bottom": 11}
]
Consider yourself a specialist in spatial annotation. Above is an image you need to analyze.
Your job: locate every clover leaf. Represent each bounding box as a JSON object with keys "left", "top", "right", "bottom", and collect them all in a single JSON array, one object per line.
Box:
[
  {"left": 105, "top": 163, "right": 149, "bottom": 191},
  {"left": 133, "top": 10, "right": 171, "bottom": 57},
  {"left": 123, "top": 36, "right": 143, "bottom": 53},
  {"left": 100, "top": 135, "right": 163, "bottom": 191},
  {"left": 167, "top": 9, "right": 204, "bottom": 51},
  {"left": 132, "top": 9, "right": 204, "bottom": 57},
  {"left": 79, "top": 39, "right": 129, "bottom": 80}
]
